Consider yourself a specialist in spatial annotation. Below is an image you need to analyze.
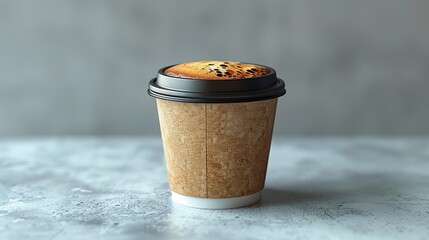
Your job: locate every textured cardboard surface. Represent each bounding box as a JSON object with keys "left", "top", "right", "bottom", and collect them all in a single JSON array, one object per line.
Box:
[
  {"left": 156, "top": 99, "right": 207, "bottom": 198},
  {"left": 156, "top": 99, "right": 277, "bottom": 198}
]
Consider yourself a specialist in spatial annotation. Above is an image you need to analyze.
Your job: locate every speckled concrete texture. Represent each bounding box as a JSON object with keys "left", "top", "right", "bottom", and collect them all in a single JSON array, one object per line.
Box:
[{"left": 0, "top": 137, "right": 428, "bottom": 239}]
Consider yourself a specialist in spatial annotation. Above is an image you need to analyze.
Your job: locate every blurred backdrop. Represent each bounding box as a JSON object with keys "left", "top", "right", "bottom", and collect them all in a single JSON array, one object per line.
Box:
[{"left": 0, "top": 0, "right": 428, "bottom": 137}]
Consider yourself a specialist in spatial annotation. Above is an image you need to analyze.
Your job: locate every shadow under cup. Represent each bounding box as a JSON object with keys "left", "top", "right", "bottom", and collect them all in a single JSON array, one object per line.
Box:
[{"left": 148, "top": 63, "right": 286, "bottom": 209}]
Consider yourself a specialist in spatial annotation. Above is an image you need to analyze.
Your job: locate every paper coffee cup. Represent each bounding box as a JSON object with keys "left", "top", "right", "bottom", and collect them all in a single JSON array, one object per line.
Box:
[{"left": 148, "top": 61, "right": 286, "bottom": 209}]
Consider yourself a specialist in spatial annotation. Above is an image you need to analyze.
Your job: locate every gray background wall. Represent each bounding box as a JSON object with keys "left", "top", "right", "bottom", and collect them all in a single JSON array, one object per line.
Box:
[{"left": 0, "top": 0, "right": 428, "bottom": 137}]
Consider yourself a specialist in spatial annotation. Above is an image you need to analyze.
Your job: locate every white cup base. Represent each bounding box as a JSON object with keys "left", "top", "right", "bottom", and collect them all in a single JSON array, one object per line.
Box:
[{"left": 171, "top": 191, "right": 262, "bottom": 209}]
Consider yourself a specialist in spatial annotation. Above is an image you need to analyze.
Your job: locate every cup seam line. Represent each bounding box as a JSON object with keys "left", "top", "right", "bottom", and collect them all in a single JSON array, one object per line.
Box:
[{"left": 205, "top": 103, "right": 208, "bottom": 198}]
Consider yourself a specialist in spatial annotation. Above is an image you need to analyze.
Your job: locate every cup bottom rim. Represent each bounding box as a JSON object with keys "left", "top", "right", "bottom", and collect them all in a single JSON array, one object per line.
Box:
[{"left": 171, "top": 191, "right": 262, "bottom": 209}]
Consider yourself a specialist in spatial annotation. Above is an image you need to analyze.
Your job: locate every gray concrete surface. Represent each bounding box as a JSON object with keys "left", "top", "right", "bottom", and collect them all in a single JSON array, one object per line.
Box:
[
  {"left": 0, "top": 137, "right": 428, "bottom": 239},
  {"left": 1, "top": 0, "right": 429, "bottom": 136}
]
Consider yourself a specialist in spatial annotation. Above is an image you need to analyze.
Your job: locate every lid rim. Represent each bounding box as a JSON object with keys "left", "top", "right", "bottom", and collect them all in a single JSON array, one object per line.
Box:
[
  {"left": 148, "top": 78, "right": 286, "bottom": 103},
  {"left": 148, "top": 89, "right": 286, "bottom": 103}
]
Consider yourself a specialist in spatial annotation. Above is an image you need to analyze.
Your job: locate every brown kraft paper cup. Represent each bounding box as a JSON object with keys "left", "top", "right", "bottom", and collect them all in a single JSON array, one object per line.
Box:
[{"left": 148, "top": 61, "right": 286, "bottom": 209}]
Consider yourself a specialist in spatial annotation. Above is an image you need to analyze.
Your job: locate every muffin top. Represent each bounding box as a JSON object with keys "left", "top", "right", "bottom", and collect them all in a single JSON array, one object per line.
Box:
[{"left": 163, "top": 60, "right": 271, "bottom": 80}]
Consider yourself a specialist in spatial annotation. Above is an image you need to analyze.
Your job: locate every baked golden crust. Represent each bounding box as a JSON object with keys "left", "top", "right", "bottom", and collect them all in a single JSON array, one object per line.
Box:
[{"left": 164, "top": 60, "right": 271, "bottom": 80}]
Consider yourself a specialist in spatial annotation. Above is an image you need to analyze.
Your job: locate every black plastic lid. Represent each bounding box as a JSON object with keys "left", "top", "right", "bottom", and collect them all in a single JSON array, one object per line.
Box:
[{"left": 147, "top": 63, "right": 286, "bottom": 103}]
